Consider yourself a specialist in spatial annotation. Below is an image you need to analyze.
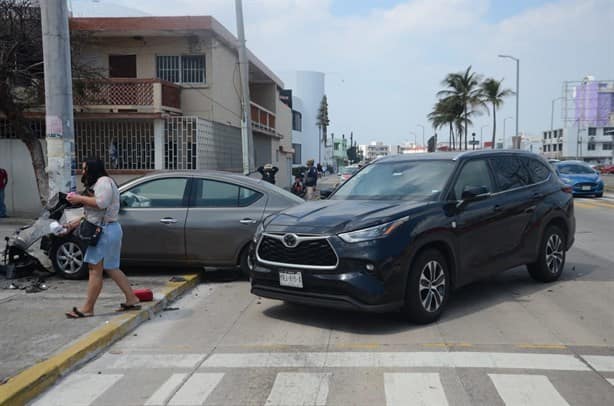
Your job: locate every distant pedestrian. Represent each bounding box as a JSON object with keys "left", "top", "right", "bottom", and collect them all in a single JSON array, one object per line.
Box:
[
  {"left": 63, "top": 158, "right": 140, "bottom": 318},
  {"left": 291, "top": 175, "right": 306, "bottom": 198},
  {"left": 257, "top": 163, "right": 279, "bottom": 184},
  {"left": 317, "top": 163, "right": 323, "bottom": 178},
  {"left": 0, "top": 167, "right": 7, "bottom": 218},
  {"left": 305, "top": 159, "right": 318, "bottom": 200}
]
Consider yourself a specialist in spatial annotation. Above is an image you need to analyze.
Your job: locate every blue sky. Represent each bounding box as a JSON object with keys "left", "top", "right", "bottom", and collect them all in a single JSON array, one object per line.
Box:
[{"left": 73, "top": 0, "right": 614, "bottom": 147}]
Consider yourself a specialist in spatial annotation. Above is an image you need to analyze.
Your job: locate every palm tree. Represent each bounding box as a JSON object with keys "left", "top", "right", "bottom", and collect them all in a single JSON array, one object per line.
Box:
[
  {"left": 428, "top": 96, "right": 464, "bottom": 150},
  {"left": 480, "top": 78, "right": 514, "bottom": 149},
  {"left": 437, "top": 66, "right": 484, "bottom": 150}
]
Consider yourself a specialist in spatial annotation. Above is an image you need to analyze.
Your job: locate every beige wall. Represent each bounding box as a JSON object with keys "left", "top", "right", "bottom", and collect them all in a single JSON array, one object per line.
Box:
[
  {"left": 274, "top": 94, "right": 293, "bottom": 187},
  {"left": 0, "top": 139, "right": 44, "bottom": 216},
  {"left": 250, "top": 83, "right": 277, "bottom": 112},
  {"left": 79, "top": 35, "right": 242, "bottom": 126}
]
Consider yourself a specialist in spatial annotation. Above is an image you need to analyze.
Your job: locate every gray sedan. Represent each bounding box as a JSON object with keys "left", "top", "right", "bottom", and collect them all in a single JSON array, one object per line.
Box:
[{"left": 46, "top": 171, "right": 303, "bottom": 279}]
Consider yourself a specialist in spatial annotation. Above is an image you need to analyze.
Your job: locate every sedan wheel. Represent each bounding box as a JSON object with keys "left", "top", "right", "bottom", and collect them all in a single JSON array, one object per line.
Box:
[
  {"left": 50, "top": 237, "right": 89, "bottom": 279},
  {"left": 404, "top": 248, "right": 449, "bottom": 324}
]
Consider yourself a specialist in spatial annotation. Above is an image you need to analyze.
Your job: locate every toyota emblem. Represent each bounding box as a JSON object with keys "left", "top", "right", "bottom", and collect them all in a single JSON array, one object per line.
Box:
[{"left": 282, "top": 233, "right": 298, "bottom": 248}]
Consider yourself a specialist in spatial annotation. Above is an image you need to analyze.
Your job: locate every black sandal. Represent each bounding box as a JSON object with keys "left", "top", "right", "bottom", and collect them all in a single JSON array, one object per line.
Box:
[
  {"left": 66, "top": 307, "right": 93, "bottom": 318},
  {"left": 116, "top": 303, "right": 141, "bottom": 312}
]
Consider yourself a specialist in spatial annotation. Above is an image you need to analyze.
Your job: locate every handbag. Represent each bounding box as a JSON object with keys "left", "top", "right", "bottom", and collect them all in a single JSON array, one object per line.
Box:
[{"left": 76, "top": 219, "right": 103, "bottom": 246}]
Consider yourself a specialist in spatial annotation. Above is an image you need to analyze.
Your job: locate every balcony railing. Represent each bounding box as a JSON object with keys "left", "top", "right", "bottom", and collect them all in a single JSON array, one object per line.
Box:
[
  {"left": 73, "top": 78, "right": 181, "bottom": 113},
  {"left": 250, "top": 101, "right": 276, "bottom": 135}
]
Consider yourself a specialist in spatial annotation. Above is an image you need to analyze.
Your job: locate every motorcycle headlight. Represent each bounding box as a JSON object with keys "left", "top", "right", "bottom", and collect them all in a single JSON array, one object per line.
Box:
[
  {"left": 338, "top": 216, "right": 409, "bottom": 243},
  {"left": 253, "top": 222, "right": 264, "bottom": 243}
]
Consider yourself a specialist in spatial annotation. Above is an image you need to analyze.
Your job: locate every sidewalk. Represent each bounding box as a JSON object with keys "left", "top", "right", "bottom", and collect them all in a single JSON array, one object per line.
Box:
[{"left": 0, "top": 218, "right": 200, "bottom": 405}]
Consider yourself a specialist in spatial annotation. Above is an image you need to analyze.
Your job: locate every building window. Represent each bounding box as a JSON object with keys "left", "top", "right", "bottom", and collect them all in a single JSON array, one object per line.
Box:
[
  {"left": 156, "top": 55, "right": 206, "bottom": 84},
  {"left": 292, "top": 143, "right": 302, "bottom": 165},
  {"left": 588, "top": 127, "right": 596, "bottom": 136},
  {"left": 604, "top": 127, "right": 614, "bottom": 136},
  {"left": 292, "top": 111, "right": 302, "bottom": 132},
  {"left": 587, "top": 142, "right": 596, "bottom": 151},
  {"left": 603, "top": 143, "right": 613, "bottom": 150}
]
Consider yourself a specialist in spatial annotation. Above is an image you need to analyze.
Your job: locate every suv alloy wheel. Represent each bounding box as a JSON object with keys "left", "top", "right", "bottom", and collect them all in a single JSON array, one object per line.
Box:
[{"left": 527, "top": 225, "right": 566, "bottom": 282}]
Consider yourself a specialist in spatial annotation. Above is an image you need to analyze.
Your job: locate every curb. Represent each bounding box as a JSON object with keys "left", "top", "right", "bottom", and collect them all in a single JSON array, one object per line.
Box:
[{"left": 0, "top": 273, "right": 200, "bottom": 406}]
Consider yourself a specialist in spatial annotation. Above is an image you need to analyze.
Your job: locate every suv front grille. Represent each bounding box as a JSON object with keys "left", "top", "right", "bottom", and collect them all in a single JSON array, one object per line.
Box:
[{"left": 258, "top": 235, "right": 337, "bottom": 267}]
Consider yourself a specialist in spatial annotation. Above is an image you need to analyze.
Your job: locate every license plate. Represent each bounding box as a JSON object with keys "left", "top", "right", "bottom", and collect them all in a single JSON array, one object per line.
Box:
[
  {"left": 582, "top": 185, "right": 591, "bottom": 191},
  {"left": 279, "top": 271, "right": 303, "bottom": 288}
]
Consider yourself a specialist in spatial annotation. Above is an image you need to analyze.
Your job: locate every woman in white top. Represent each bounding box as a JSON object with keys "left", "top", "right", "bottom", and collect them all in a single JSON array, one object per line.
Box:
[{"left": 64, "top": 158, "right": 140, "bottom": 318}]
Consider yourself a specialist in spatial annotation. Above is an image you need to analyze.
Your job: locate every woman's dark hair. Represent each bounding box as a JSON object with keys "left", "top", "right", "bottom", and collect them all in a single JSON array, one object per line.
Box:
[{"left": 82, "top": 158, "right": 109, "bottom": 188}]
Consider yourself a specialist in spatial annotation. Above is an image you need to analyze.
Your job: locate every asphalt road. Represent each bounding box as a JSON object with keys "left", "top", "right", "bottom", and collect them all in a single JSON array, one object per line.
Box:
[{"left": 31, "top": 197, "right": 614, "bottom": 406}]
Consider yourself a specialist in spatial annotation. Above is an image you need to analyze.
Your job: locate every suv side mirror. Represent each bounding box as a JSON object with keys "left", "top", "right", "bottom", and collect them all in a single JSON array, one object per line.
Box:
[{"left": 461, "top": 185, "right": 489, "bottom": 201}]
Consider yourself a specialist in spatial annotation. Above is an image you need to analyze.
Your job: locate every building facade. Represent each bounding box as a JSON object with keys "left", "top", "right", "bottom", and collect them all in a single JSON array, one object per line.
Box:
[
  {"left": 280, "top": 71, "right": 325, "bottom": 166},
  {"left": 359, "top": 141, "right": 391, "bottom": 161},
  {"left": 543, "top": 127, "right": 614, "bottom": 163}
]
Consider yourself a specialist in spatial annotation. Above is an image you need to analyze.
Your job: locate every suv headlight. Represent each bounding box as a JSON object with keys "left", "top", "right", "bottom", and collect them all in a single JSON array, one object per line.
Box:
[
  {"left": 338, "top": 216, "right": 409, "bottom": 243},
  {"left": 253, "top": 222, "right": 264, "bottom": 243}
]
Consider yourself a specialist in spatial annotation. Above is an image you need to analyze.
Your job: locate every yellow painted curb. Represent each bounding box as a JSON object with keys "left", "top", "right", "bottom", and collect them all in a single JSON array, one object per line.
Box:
[{"left": 0, "top": 273, "right": 200, "bottom": 406}]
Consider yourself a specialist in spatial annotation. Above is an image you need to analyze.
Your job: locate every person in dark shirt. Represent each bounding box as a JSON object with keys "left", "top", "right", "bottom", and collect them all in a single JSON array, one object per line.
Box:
[
  {"left": 257, "top": 163, "right": 279, "bottom": 184},
  {"left": 304, "top": 159, "right": 318, "bottom": 200},
  {"left": 0, "top": 167, "right": 7, "bottom": 218}
]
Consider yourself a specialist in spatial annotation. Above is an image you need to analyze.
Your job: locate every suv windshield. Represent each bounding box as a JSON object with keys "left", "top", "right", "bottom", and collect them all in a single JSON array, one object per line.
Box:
[
  {"left": 331, "top": 160, "right": 455, "bottom": 201},
  {"left": 557, "top": 164, "right": 594, "bottom": 174}
]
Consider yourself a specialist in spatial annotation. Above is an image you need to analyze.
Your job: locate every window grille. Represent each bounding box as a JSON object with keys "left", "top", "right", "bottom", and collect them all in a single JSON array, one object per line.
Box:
[
  {"left": 164, "top": 117, "right": 198, "bottom": 170},
  {"left": 157, "top": 55, "right": 205, "bottom": 84}
]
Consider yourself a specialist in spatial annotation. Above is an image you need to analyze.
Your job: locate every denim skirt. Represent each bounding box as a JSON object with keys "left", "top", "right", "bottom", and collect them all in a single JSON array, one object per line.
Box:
[{"left": 84, "top": 222, "right": 122, "bottom": 270}]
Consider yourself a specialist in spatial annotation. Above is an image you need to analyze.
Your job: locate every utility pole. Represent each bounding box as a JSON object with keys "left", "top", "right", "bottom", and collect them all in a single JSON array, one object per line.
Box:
[
  {"left": 40, "top": 0, "right": 76, "bottom": 197},
  {"left": 235, "top": 0, "right": 254, "bottom": 174},
  {"left": 499, "top": 54, "right": 519, "bottom": 148}
]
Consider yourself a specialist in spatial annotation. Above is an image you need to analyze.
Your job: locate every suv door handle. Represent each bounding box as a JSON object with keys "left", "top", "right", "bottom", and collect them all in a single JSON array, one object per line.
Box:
[
  {"left": 160, "top": 217, "right": 177, "bottom": 224},
  {"left": 531, "top": 192, "right": 544, "bottom": 200},
  {"left": 493, "top": 205, "right": 503, "bottom": 212},
  {"left": 240, "top": 218, "right": 257, "bottom": 224}
]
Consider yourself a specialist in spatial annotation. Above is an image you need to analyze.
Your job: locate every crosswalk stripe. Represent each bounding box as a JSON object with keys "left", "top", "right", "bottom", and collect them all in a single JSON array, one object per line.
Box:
[
  {"left": 168, "top": 373, "right": 224, "bottom": 406},
  {"left": 489, "top": 374, "right": 569, "bottom": 406},
  {"left": 144, "top": 373, "right": 188, "bottom": 406},
  {"left": 201, "top": 352, "right": 589, "bottom": 371},
  {"left": 583, "top": 355, "right": 614, "bottom": 372},
  {"left": 265, "top": 372, "right": 330, "bottom": 406},
  {"left": 88, "top": 353, "right": 205, "bottom": 369},
  {"left": 384, "top": 373, "right": 449, "bottom": 406},
  {"left": 31, "top": 373, "right": 122, "bottom": 406}
]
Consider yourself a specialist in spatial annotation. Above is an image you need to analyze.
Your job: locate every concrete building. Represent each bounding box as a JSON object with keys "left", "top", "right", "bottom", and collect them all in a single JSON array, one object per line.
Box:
[
  {"left": 395, "top": 143, "right": 427, "bottom": 154},
  {"left": 280, "top": 71, "right": 325, "bottom": 166},
  {"left": 543, "top": 126, "right": 614, "bottom": 164},
  {"left": 359, "top": 141, "right": 391, "bottom": 161},
  {"left": 0, "top": 15, "right": 294, "bottom": 214}
]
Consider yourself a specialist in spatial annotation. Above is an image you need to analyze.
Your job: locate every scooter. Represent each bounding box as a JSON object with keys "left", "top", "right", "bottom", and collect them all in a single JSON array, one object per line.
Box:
[{"left": 0, "top": 193, "right": 82, "bottom": 279}]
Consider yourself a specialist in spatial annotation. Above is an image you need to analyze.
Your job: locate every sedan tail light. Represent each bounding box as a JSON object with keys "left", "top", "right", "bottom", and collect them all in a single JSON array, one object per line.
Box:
[{"left": 562, "top": 185, "right": 573, "bottom": 194}]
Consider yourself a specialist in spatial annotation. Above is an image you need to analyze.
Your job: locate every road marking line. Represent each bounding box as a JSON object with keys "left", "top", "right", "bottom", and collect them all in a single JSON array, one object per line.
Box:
[
  {"left": 422, "top": 342, "right": 473, "bottom": 348},
  {"left": 607, "top": 378, "right": 614, "bottom": 387},
  {"left": 89, "top": 353, "right": 205, "bottom": 369},
  {"left": 168, "top": 373, "right": 224, "bottom": 406},
  {"left": 144, "top": 373, "right": 187, "bottom": 406},
  {"left": 516, "top": 344, "right": 567, "bottom": 350},
  {"left": 31, "top": 373, "right": 122, "bottom": 406},
  {"left": 265, "top": 372, "right": 330, "bottom": 406},
  {"left": 384, "top": 373, "right": 449, "bottom": 406},
  {"left": 583, "top": 355, "right": 614, "bottom": 372},
  {"left": 201, "top": 352, "right": 589, "bottom": 371},
  {"left": 575, "top": 200, "right": 613, "bottom": 209},
  {"left": 489, "top": 374, "right": 569, "bottom": 406}
]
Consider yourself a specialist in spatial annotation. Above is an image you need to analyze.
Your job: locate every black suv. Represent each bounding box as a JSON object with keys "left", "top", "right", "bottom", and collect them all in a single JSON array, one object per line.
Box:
[{"left": 250, "top": 151, "right": 575, "bottom": 324}]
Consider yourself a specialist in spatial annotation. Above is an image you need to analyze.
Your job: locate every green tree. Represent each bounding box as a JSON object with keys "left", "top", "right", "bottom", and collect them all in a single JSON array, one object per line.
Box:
[
  {"left": 437, "top": 66, "right": 484, "bottom": 150},
  {"left": 480, "top": 78, "right": 514, "bottom": 149},
  {"left": 428, "top": 96, "right": 464, "bottom": 150},
  {"left": 0, "top": 0, "right": 101, "bottom": 205}
]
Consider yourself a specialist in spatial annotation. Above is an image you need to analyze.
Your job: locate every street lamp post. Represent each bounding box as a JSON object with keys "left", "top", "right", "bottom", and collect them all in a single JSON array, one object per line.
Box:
[
  {"left": 605, "top": 130, "right": 614, "bottom": 164},
  {"left": 417, "top": 124, "right": 425, "bottom": 148},
  {"left": 499, "top": 54, "right": 519, "bottom": 148},
  {"left": 576, "top": 127, "right": 587, "bottom": 160},
  {"left": 503, "top": 116, "right": 513, "bottom": 149},
  {"left": 480, "top": 125, "right": 488, "bottom": 149}
]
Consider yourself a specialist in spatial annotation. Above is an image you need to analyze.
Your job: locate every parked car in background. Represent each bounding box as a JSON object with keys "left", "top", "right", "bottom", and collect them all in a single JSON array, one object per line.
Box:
[
  {"left": 338, "top": 165, "right": 360, "bottom": 184},
  {"left": 554, "top": 160, "right": 604, "bottom": 197},
  {"left": 44, "top": 171, "right": 303, "bottom": 279},
  {"left": 251, "top": 150, "right": 575, "bottom": 324},
  {"left": 596, "top": 164, "right": 614, "bottom": 174}
]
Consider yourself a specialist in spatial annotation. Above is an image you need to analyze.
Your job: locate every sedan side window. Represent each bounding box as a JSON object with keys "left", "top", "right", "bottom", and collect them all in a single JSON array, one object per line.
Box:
[
  {"left": 490, "top": 157, "right": 531, "bottom": 191},
  {"left": 452, "top": 160, "right": 494, "bottom": 200},
  {"left": 121, "top": 178, "right": 188, "bottom": 208},
  {"left": 527, "top": 158, "right": 551, "bottom": 183}
]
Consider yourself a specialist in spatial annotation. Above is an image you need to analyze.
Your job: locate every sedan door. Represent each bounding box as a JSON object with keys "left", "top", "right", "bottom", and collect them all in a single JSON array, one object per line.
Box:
[
  {"left": 185, "top": 178, "right": 266, "bottom": 265},
  {"left": 119, "top": 177, "right": 190, "bottom": 263}
]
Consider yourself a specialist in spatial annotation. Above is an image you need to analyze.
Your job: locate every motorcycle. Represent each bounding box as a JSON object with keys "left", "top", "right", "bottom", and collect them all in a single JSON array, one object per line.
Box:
[{"left": 0, "top": 193, "right": 84, "bottom": 279}]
